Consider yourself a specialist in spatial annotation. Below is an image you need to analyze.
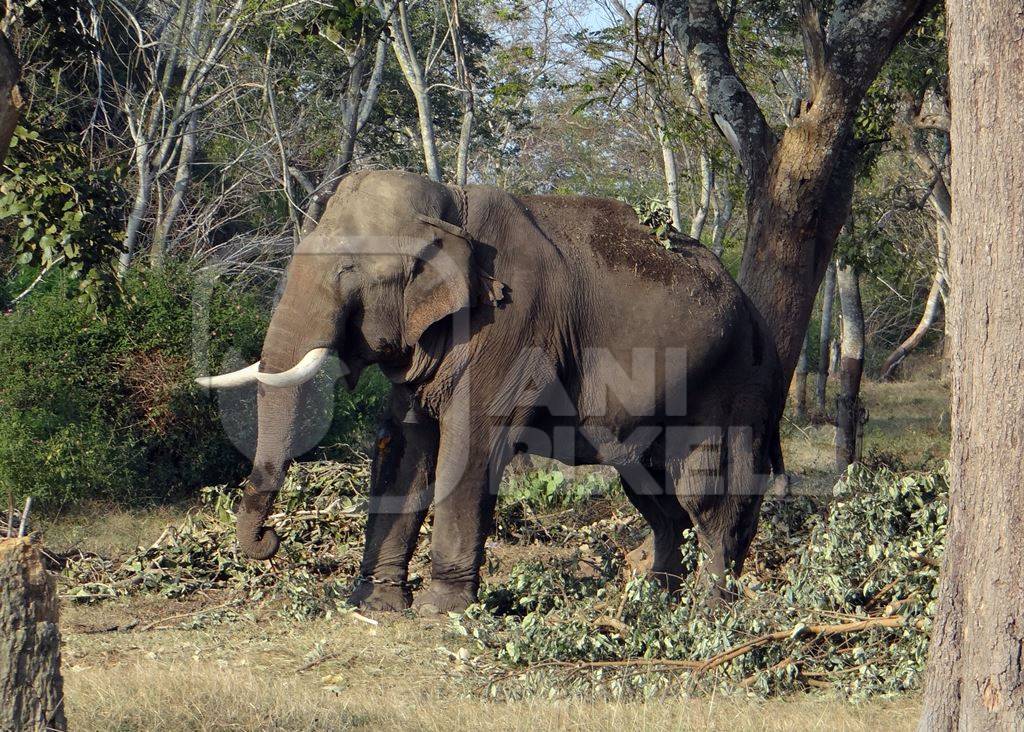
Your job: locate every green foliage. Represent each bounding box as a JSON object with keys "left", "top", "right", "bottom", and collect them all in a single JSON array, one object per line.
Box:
[
  {"left": 0, "top": 267, "right": 258, "bottom": 505},
  {"left": 502, "top": 468, "right": 612, "bottom": 511},
  {"left": 1, "top": 125, "right": 125, "bottom": 311},
  {"left": 454, "top": 465, "right": 947, "bottom": 699},
  {"left": 0, "top": 266, "right": 387, "bottom": 506}
]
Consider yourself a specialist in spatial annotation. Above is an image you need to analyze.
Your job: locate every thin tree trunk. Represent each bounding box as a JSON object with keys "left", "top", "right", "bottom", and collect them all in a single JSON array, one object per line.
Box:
[
  {"left": 792, "top": 327, "right": 810, "bottom": 421},
  {"left": 710, "top": 174, "right": 733, "bottom": 257},
  {"left": 689, "top": 149, "right": 713, "bottom": 240},
  {"left": 151, "top": 112, "right": 199, "bottom": 265},
  {"left": 119, "top": 149, "right": 153, "bottom": 272},
  {"left": 920, "top": 1, "right": 1024, "bottom": 725},
  {"left": 0, "top": 538, "right": 67, "bottom": 732},
  {"left": 834, "top": 263, "right": 864, "bottom": 469},
  {"left": 450, "top": 0, "right": 474, "bottom": 186},
  {"left": 881, "top": 222, "right": 947, "bottom": 380},
  {"left": 814, "top": 261, "right": 837, "bottom": 416},
  {"left": 387, "top": 0, "right": 442, "bottom": 181},
  {"left": 301, "top": 36, "right": 388, "bottom": 234},
  {"left": 653, "top": 106, "right": 682, "bottom": 231}
]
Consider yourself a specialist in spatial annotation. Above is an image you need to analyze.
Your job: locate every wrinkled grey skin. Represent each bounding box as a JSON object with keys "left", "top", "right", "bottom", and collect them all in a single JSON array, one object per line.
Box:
[{"left": 233, "top": 170, "right": 784, "bottom": 613}]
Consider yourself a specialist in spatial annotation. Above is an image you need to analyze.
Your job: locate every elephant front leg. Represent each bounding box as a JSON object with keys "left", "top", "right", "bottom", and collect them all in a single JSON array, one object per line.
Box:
[
  {"left": 413, "top": 426, "right": 508, "bottom": 615},
  {"left": 350, "top": 409, "right": 438, "bottom": 612}
]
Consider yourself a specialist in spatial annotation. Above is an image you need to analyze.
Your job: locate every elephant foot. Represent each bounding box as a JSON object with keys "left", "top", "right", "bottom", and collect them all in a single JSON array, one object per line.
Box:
[
  {"left": 348, "top": 577, "right": 412, "bottom": 612},
  {"left": 413, "top": 580, "right": 476, "bottom": 615}
]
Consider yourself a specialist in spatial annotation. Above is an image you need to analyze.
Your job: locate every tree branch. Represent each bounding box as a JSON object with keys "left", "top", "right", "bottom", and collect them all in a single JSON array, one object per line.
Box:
[
  {"left": 657, "top": 0, "right": 776, "bottom": 185},
  {"left": 798, "top": 0, "right": 827, "bottom": 103}
]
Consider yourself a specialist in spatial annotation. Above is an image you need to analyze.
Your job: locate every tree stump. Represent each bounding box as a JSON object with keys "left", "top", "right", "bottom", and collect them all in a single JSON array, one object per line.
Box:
[{"left": 0, "top": 538, "right": 67, "bottom": 732}]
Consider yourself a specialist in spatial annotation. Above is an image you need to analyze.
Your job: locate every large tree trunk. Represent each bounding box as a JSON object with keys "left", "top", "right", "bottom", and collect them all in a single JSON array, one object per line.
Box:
[
  {"left": 0, "top": 538, "right": 67, "bottom": 732},
  {"left": 0, "top": 30, "right": 22, "bottom": 163},
  {"left": 815, "top": 261, "right": 837, "bottom": 416},
  {"left": 920, "top": 1, "right": 1024, "bottom": 726},
  {"left": 834, "top": 263, "right": 864, "bottom": 470},
  {"left": 661, "top": 0, "right": 934, "bottom": 390}
]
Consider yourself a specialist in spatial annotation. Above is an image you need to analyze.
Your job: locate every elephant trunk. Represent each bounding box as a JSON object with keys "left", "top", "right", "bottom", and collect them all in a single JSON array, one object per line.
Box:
[
  {"left": 237, "top": 479, "right": 280, "bottom": 559},
  {"left": 235, "top": 265, "right": 344, "bottom": 560}
]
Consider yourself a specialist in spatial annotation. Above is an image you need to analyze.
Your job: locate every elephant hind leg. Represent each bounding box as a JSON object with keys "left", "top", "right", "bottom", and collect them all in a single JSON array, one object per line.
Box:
[{"left": 619, "top": 467, "right": 693, "bottom": 592}]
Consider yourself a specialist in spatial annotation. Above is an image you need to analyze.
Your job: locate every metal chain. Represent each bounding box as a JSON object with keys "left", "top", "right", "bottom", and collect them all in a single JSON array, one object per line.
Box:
[{"left": 354, "top": 573, "right": 416, "bottom": 590}]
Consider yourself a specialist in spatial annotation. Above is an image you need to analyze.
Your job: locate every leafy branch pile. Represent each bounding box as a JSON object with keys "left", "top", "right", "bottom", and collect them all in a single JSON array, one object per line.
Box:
[
  {"left": 63, "top": 457, "right": 374, "bottom": 619},
  {"left": 452, "top": 465, "right": 947, "bottom": 699}
]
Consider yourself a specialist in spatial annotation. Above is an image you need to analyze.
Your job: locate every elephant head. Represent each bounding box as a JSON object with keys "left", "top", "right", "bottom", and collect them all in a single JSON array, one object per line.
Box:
[{"left": 196, "top": 171, "right": 505, "bottom": 559}]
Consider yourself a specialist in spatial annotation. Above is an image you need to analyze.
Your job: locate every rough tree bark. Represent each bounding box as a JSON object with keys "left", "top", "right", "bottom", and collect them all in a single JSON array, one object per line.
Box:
[
  {"left": 815, "top": 260, "right": 836, "bottom": 416},
  {"left": 660, "top": 0, "right": 937, "bottom": 387},
  {"left": 0, "top": 538, "right": 67, "bottom": 732},
  {"left": 834, "top": 263, "right": 864, "bottom": 469},
  {"left": 0, "top": 27, "right": 22, "bottom": 163},
  {"left": 920, "top": 1, "right": 1024, "bottom": 727}
]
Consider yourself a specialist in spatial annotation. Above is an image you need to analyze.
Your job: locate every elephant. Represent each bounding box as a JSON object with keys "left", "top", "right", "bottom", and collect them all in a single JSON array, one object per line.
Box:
[{"left": 197, "top": 169, "right": 785, "bottom": 613}]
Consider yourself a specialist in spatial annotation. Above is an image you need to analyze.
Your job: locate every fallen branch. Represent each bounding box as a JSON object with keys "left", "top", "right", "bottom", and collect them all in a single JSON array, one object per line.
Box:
[
  {"left": 294, "top": 651, "right": 344, "bottom": 673},
  {"left": 138, "top": 598, "right": 239, "bottom": 631},
  {"left": 696, "top": 616, "right": 909, "bottom": 674},
  {"left": 493, "top": 615, "right": 916, "bottom": 689}
]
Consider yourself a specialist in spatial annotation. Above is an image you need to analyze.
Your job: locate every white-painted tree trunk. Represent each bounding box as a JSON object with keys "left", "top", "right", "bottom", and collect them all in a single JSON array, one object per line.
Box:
[{"left": 835, "top": 263, "right": 865, "bottom": 468}]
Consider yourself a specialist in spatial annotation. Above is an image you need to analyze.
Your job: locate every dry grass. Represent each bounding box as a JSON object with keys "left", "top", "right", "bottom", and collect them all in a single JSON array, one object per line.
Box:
[
  {"left": 39, "top": 502, "right": 192, "bottom": 557},
  {"left": 783, "top": 375, "right": 949, "bottom": 495},
  {"left": 66, "top": 665, "right": 920, "bottom": 731},
  {"left": 61, "top": 601, "right": 922, "bottom": 731}
]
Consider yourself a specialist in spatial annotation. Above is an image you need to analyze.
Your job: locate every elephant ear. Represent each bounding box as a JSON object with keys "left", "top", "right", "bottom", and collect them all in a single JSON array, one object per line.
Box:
[{"left": 403, "top": 215, "right": 506, "bottom": 348}]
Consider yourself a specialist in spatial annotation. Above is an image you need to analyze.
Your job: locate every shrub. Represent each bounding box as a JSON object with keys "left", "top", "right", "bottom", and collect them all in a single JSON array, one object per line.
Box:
[{"left": 0, "top": 265, "right": 388, "bottom": 507}]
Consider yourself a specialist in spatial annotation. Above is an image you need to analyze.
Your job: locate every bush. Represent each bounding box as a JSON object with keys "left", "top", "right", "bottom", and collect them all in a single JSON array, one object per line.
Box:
[{"left": 0, "top": 265, "right": 389, "bottom": 507}]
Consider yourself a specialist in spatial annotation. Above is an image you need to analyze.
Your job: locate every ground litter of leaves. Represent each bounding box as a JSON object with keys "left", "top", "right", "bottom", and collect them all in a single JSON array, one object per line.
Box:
[{"left": 61, "top": 457, "right": 947, "bottom": 700}]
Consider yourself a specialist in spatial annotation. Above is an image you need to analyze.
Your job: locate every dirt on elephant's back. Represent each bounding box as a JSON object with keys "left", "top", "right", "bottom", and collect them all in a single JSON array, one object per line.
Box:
[{"left": 519, "top": 194, "right": 729, "bottom": 303}]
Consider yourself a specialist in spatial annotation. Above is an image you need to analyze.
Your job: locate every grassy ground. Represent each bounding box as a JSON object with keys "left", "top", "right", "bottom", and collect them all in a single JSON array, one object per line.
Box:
[{"left": 46, "top": 374, "right": 948, "bottom": 731}]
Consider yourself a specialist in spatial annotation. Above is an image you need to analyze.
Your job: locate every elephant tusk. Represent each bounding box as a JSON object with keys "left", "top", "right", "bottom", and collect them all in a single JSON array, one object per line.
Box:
[
  {"left": 195, "top": 362, "right": 261, "bottom": 389},
  {"left": 255, "top": 347, "right": 332, "bottom": 387}
]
